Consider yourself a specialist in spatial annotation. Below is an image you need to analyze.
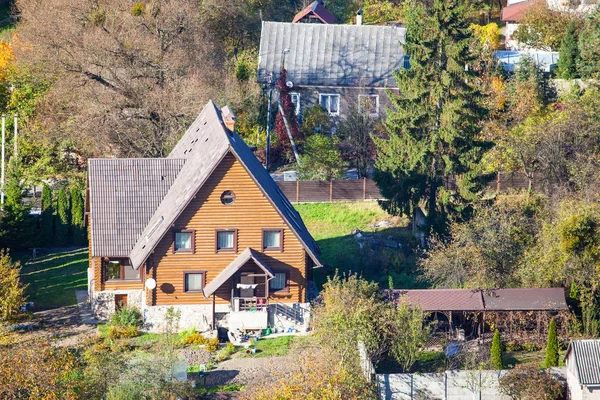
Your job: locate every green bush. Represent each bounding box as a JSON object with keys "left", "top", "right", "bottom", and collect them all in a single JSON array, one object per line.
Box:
[
  {"left": 545, "top": 318, "right": 559, "bottom": 367},
  {"left": 110, "top": 306, "right": 142, "bottom": 328},
  {"left": 505, "top": 340, "right": 522, "bottom": 352},
  {"left": 490, "top": 330, "right": 504, "bottom": 369},
  {"left": 522, "top": 342, "right": 541, "bottom": 352}
]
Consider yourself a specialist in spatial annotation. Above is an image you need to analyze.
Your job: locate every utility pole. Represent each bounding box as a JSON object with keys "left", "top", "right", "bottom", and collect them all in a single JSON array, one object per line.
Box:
[
  {"left": 1, "top": 115, "right": 5, "bottom": 207},
  {"left": 265, "top": 73, "right": 273, "bottom": 172},
  {"left": 13, "top": 114, "right": 17, "bottom": 159}
]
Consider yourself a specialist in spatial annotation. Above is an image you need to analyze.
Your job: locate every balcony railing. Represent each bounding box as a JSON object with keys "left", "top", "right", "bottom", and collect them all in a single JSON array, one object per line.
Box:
[{"left": 233, "top": 297, "right": 268, "bottom": 312}]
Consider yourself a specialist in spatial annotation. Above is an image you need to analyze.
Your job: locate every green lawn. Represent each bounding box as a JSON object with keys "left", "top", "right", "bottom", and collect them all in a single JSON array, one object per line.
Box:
[
  {"left": 18, "top": 248, "right": 89, "bottom": 309},
  {"left": 295, "top": 202, "right": 417, "bottom": 288},
  {"left": 244, "top": 335, "right": 298, "bottom": 358}
]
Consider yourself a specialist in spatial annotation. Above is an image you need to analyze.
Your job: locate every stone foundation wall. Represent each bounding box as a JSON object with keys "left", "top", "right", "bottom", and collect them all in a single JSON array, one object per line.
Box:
[
  {"left": 143, "top": 304, "right": 231, "bottom": 333},
  {"left": 91, "top": 289, "right": 144, "bottom": 321}
]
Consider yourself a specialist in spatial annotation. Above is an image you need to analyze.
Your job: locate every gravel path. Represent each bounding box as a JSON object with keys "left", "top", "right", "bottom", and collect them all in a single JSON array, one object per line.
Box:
[{"left": 206, "top": 353, "right": 297, "bottom": 387}]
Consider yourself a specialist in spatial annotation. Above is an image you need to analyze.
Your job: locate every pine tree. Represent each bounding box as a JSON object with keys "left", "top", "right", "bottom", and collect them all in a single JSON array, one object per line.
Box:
[
  {"left": 0, "top": 162, "right": 33, "bottom": 250},
  {"left": 490, "top": 329, "right": 504, "bottom": 369},
  {"left": 70, "top": 187, "right": 85, "bottom": 245},
  {"left": 41, "top": 184, "right": 54, "bottom": 246},
  {"left": 373, "top": 0, "right": 491, "bottom": 234},
  {"left": 545, "top": 318, "right": 559, "bottom": 367},
  {"left": 56, "top": 188, "right": 70, "bottom": 246},
  {"left": 578, "top": 8, "right": 600, "bottom": 79},
  {"left": 557, "top": 22, "right": 580, "bottom": 79}
]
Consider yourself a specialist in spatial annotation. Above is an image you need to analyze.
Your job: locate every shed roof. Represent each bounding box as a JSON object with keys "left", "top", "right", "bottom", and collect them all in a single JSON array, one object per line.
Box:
[
  {"left": 391, "top": 289, "right": 484, "bottom": 312},
  {"left": 501, "top": 1, "right": 533, "bottom": 22},
  {"left": 565, "top": 340, "right": 600, "bottom": 386},
  {"left": 293, "top": 1, "right": 336, "bottom": 24},
  {"left": 387, "top": 288, "right": 567, "bottom": 312},
  {"left": 258, "top": 22, "right": 406, "bottom": 87},
  {"left": 89, "top": 101, "right": 322, "bottom": 269},
  {"left": 203, "top": 248, "right": 274, "bottom": 298},
  {"left": 88, "top": 158, "right": 185, "bottom": 257},
  {"left": 482, "top": 288, "right": 568, "bottom": 311}
]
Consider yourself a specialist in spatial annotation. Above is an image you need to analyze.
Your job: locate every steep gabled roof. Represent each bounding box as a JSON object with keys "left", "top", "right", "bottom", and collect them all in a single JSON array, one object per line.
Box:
[
  {"left": 203, "top": 248, "right": 274, "bottom": 298},
  {"left": 565, "top": 340, "right": 600, "bottom": 386},
  {"left": 258, "top": 22, "right": 406, "bottom": 87},
  {"left": 293, "top": 1, "right": 336, "bottom": 24},
  {"left": 88, "top": 158, "right": 185, "bottom": 257},
  {"left": 123, "top": 101, "right": 321, "bottom": 269}
]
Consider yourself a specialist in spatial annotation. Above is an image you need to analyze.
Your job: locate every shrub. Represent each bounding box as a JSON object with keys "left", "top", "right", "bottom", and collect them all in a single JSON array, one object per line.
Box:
[
  {"left": 181, "top": 332, "right": 207, "bottom": 346},
  {"left": 522, "top": 342, "right": 540, "bottom": 352},
  {"left": 0, "top": 250, "right": 27, "bottom": 322},
  {"left": 490, "top": 330, "right": 504, "bottom": 369},
  {"left": 110, "top": 306, "right": 142, "bottom": 328},
  {"left": 505, "top": 340, "right": 522, "bottom": 352},
  {"left": 545, "top": 318, "right": 559, "bottom": 367},
  {"left": 224, "top": 342, "right": 236, "bottom": 355},
  {"left": 108, "top": 325, "right": 139, "bottom": 339},
  {"left": 499, "top": 366, "right": 565, "bottom": 400},
  {"left": 206, "top": 337, "right": 220, "bottom": 353}
]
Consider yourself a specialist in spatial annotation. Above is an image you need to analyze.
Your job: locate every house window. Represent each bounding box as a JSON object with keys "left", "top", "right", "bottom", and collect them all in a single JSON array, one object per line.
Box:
[
  {"left": 290, "top": 92, "right": 300, "bottom": 116},
  {"left": 104, "top": 259, "right": 140, "bottom": 281},
  {"left": 403, "top": 55, "right": 411, "bottom": 70},
  {"left": 184, "top": 272, "right": 205, "bottom": 293},
  {"left": 174, "top": 230, "right": 194, "bottom": 252},
  {"left": 221, "top": 190, "right": 236, "bottom": 205},
  {"left": 216, "top": 229, "right": 237, "bottom": 252},
  {"left": 319, "top": 93, "right": 340, "bottom": 116},
  {"left": 358, "top": 95, "right": 379, "bottom": 116},
  {"left": 263, "top": 229, "right": 282, "bottom": 251},
  {"left": 270, "top": 271, "right": 289, "bottom": 292}
]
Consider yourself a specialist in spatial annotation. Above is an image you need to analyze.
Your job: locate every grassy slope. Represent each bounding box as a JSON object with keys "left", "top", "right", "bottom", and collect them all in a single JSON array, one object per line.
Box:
[
  {"left": 295, "top": 202, "right": 414, "bottom": 288},
  {"left": 18, "top": 248, "right": 89, "bottom": 309}
]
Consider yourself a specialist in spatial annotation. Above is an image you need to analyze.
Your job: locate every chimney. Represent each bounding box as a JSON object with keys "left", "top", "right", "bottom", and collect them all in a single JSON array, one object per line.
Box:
[
  {"left": 356, "top": 8, "right": 363, "bottom": 25},
  {"left": 221, "top": 106, "right": 236, "bottom": 132}
]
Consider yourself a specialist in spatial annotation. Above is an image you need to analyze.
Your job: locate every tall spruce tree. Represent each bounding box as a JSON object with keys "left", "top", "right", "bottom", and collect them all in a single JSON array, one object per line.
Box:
[
  {"left": 70, "top": 187, "right": 85, "bottom": 246},
  {"left": 40, "top": 184, "right": 54, "bottom": 246},
  {"left": 557, "top": 22, "right": 580, "bottom": 79},
  {"left": 545, "top": 318, "right": 559, "bottom": 367},
  {"left": 373, "top": 0, "right": 490, "bottom": 234},
  {"left": 0, "top": 162, "right": 33, "bottom": 250},
  {"left": 56, "top": 187, "right": 70, "bottom": 246},
  {"left": 578, "top": 8, "right": 600, "bottom": 79},
  {"left": 490, "top": 329, "right": 504, "bottom": 369}
]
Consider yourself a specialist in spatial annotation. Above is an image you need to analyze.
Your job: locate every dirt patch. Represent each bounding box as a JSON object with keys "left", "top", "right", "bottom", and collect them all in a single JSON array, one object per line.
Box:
[{"left": 205, "top": 353, "right": 296, "bottom": 387}]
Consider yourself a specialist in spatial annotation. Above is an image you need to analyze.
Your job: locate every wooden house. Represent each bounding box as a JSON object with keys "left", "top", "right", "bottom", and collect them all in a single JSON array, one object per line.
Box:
[
  {"left": 257, "top": 21, "right": 407, "bottom": 122},
  {"left": 87, "top": 101, "right": 322, "bottom": 332}
]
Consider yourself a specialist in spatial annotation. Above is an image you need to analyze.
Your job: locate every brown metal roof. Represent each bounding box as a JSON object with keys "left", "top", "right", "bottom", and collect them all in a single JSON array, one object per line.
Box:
[
  {"left": 501, "top": 1, "right": 533, "bottom": 22},
  {"left": 203, "top": 248, "right": 274, "bottom": 298},
  {"left": 390, "top": 289, "right": 484, "bottom": 312},
  {"left": 292, "top": 1, "right": 336, "bottom": 24},
  {"left": 387, "top": 288, "right": 567, "bottom": 312},
  {"left": 482, "top": 288, "right": 568, "bottom": 311}
]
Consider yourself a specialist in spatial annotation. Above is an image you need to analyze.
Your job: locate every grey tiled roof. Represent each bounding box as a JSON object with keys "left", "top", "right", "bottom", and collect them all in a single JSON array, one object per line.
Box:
[
  {"left": 88, "top": 158, "right": 185, "bottom": 257},
  {"left": 258, "top": 22, "right": 406, "bottom": 87},
  {"left": 89, "top": 100, "right": 322, "bottom": 269},
  {"left": 567, "top": 340, "right": 600, "bottom": 385}
]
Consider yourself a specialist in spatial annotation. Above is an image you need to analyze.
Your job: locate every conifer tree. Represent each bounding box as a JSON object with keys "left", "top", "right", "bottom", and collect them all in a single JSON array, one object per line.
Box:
[
  {"left": 70, "top": 187, "right": 85, "bottom": 245},
  {"left": 578, "top": 8, "right": 600, "bottom": 79},
  {"left": 490, "top": 329, "right": 504, "bottom": 369},
  {"left": 0, "top": 162, "right": 33, "bottom": 250},
  {"left": 41, "top": 184, "right": 54, "bottom": 246},
  {"left": 557, "top": 22, "right": 580, "bottom": 79},
  {"left": 56, "top": 187, "right": 70, "bottom": 246},
  {"left": 545, "top": 318, "right": 559, "bottom": 367},
  {"left": 373, "top": 0, "right": 491, "bottom": 234}
]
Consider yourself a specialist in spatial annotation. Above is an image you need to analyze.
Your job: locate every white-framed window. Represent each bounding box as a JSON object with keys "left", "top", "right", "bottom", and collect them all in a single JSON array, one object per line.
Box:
[
  {"left": 319, "top": 93, "right": 340, "bottom": 116},
  {"left": 290, "top": 92, "right": 300, "bottom": 116},
  {"left": 358, "top": 94, "right": 380, "bottom": 117}
]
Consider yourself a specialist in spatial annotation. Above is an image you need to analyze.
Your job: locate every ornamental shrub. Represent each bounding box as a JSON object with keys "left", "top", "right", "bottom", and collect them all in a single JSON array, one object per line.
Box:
[
  {"left": 181, "top": 332, "right": 207, "bottom": 346},
  {"left": 206, "top": 337, "right": 220, "bottom": 352},
  {"left": 110, "top": 306, "right": 142, "bottom": 328},
  {"left": 490, "top": 329, "right": 504, "bottom": 369},
  {"left": 545, "top": 318, "right": 559, "bottom": 367}
]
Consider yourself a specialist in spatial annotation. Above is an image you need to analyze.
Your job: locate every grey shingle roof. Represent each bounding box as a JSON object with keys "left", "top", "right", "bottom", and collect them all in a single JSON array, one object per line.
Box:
[
  {"left": 258, "top": 22, "right": 406, "bottom": 87},
  {"left": 567, "top": 340, "right": 600, "bottom": 386},
  {"left": 88, "top": 158, "right": 185, "bottom": 257},
  {"left": 89, "top": 100, "right": 322, "bottom": 269}
]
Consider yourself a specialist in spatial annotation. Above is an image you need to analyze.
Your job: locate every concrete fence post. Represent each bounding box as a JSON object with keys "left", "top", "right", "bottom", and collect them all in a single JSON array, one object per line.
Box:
[
  {"left": 296, "top": 180, "right": 299, "bottom": 203},
  {"left": 363, "top": 177, "right": 367, "bottom": 200},
  {"left": 329, "top": 179, "right": 333, "bottom": 202}
]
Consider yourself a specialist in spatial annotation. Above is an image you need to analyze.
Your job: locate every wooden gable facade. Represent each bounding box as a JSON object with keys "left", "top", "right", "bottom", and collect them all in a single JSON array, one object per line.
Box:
[{"left": 88, "top": 102, "right": 319, "bottom": 327}]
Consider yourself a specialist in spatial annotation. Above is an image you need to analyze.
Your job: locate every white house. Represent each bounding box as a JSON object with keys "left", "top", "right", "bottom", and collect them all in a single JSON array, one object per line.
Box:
[{"left": 565, "top": 340, "right": 600, "bottom": 400}]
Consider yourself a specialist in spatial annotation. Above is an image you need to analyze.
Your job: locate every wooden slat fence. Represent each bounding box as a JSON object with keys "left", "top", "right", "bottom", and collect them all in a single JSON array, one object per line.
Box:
[{"left": 277, "top": 173, "right": 537, "bottom": 204}]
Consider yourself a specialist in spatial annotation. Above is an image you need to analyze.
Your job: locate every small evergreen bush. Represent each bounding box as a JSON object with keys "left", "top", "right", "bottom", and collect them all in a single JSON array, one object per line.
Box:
[
  {"left": 490, "top": 329, "right": 504, "bottom": 369},
  {"left": 545, "top": 318, "right": 559, "bottom": 367}
]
